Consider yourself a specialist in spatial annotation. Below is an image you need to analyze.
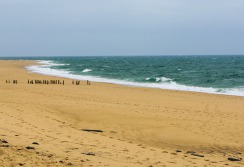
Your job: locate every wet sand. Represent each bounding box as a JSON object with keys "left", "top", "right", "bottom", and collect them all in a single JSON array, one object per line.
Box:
[{"left": 0, "top": 60, "right": 243, "bottom": 166}]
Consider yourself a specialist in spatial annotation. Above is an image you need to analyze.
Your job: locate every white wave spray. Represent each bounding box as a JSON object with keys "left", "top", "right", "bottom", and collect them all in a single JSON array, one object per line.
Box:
[{"left": 82, "top": 69, "right": 92, "bottom": 73}]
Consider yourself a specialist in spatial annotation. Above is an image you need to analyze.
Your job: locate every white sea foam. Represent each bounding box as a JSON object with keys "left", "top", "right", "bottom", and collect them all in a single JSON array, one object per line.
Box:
[
  {"left": 145, "top": 77, "right": 172, "bottom": 82},
  {"left": 25, "top": 60, "right": 244, "bottom": 97},
  {"left": 36, "top": 60, "right": 69, "bottom": 67},
  {"left": 156, "top": 77, "right": 173, "bottom": 82},
  {"left": 82, "top": 69, "right": 92, "bottom": 73}
]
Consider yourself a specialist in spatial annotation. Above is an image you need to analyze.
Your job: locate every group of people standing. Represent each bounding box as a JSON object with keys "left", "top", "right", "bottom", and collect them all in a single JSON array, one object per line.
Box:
[
  {"left": 6, "top": 80, "right": 18, "bottom": 84},
  {"left": 28, "top": 79, "right": 64, "bottom": 85},
  {"left": 5, "top": 79, "right": 91, "bottom": 85},
  {"left": 72, "top": 80, "right": 91, "bottom": 85}
]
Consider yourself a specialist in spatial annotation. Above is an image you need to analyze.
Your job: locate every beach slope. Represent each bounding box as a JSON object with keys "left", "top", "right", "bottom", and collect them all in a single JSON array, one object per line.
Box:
[{"left": 0, "top": 60, "right": 243, "bottom": 166}]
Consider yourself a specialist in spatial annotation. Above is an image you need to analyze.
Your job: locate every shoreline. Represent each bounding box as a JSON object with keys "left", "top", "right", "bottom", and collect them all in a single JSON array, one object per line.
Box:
[
  {"left": 26, "top": 60, "right": 244, "bottom": 98},
  {"left": 1, "top": 60, "right": 244, "bottom": 166}
]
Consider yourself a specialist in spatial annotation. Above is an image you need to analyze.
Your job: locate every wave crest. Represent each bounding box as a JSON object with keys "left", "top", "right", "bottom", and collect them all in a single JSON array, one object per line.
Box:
[
  {"left": 145, "top": 77, "right": 173, "bottom": 83},
  {"left": 82, "top": 69, "right": 92, "bottom": 73}
]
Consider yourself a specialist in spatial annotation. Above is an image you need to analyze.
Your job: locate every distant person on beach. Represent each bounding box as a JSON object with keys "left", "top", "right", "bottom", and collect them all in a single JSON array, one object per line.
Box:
[{"left": 87, "top": 80, "right": 91, "bottom": 85}]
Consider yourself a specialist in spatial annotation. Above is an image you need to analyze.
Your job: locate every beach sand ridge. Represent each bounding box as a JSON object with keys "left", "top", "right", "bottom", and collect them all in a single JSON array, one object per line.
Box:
[{"left": 0, "top": 60, "right": 243, "bottom": 166}]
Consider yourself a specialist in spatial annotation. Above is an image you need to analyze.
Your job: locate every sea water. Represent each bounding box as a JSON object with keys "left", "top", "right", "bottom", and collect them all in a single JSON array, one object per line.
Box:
[{"left": 2, "top": 56, "right": 244, "bottom": 96}]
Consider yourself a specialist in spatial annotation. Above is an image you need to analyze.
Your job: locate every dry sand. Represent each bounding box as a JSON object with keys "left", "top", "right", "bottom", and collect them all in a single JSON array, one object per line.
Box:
[{"left": 0, "top": 60, "right": 244, "bottom": 166}]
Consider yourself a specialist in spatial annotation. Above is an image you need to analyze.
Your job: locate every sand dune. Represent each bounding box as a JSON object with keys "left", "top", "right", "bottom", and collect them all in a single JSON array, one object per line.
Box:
[{"left": 0, "top": 60, "right": 243, "bottom": 166}]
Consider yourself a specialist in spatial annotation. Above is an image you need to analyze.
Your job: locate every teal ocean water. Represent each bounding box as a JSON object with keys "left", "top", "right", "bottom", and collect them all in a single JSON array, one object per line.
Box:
[{"left": 2, "top": 56, "right": 244, "bottom": 96}]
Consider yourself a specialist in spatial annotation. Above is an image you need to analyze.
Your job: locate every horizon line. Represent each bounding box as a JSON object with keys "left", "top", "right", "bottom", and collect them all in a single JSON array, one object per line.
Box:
[{"left": 1, "top": 54, "right": 244, "bottom": 58}]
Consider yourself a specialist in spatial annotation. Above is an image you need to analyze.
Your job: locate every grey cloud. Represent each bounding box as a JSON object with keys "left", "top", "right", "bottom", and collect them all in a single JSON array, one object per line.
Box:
[{"left": 0, "top": 0, "right": 244, "bottom": 56}]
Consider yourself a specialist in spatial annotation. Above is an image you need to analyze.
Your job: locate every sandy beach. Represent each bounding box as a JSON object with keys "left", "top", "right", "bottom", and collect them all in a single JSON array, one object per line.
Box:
[{"left": 0, "top": 60, "right": 244, "bottom": 166}]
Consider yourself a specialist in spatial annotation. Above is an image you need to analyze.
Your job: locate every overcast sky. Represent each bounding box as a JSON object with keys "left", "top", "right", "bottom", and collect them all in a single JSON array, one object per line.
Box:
[{"left": 0, "top": 0, "right": 244, "bottom": 56}]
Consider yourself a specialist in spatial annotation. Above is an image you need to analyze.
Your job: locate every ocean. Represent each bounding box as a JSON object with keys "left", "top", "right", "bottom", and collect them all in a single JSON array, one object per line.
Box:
[{"left": 2, "top": 56, "right": 244, "bottom": 96}]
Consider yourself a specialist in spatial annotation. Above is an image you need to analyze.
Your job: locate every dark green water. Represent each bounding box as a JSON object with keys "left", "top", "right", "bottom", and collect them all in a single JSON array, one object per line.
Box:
[{"left": 2, "top": 56, "right": 244, "bottom": 96}]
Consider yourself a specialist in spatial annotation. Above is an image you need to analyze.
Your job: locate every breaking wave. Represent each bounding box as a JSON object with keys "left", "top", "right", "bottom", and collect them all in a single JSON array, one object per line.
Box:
[{"left": 25, "top": 60, "right": 244, "bottom": 97}]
